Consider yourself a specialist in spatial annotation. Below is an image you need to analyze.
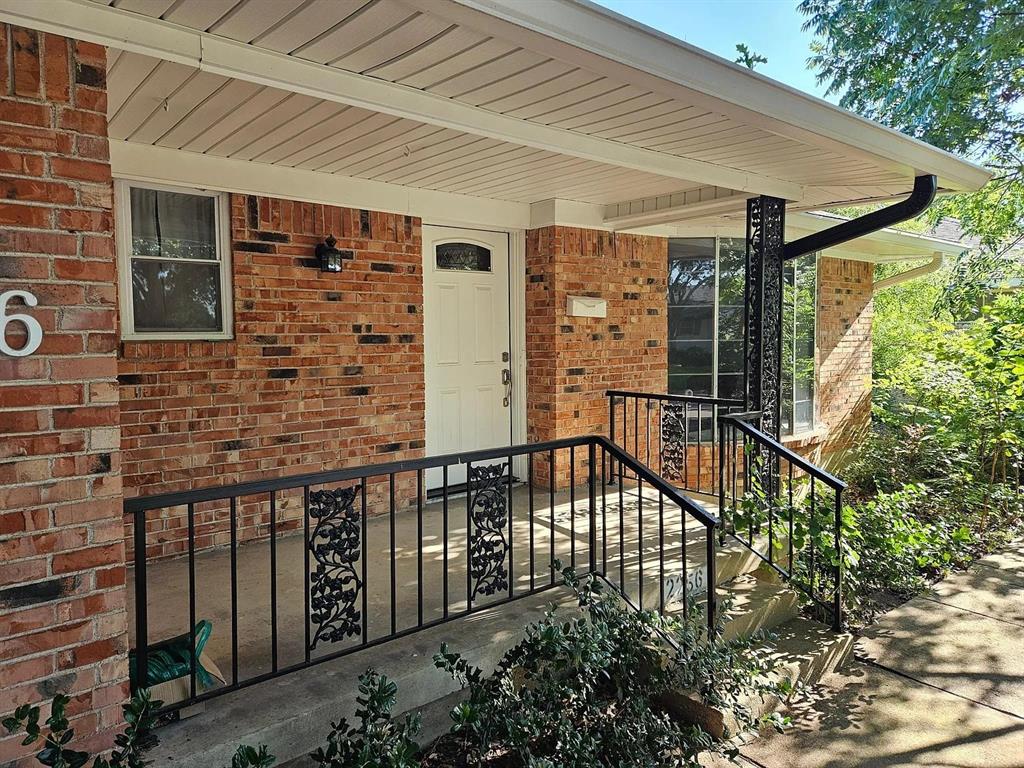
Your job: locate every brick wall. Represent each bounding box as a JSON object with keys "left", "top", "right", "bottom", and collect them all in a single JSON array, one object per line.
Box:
[
  {"left": 526, "top": 226, "right": 667, "bottom": 486},
  {"left": 118, "top": 198, "right": 425, "bottom": 558},
  {"left": 0, "top": 27, "right": 128, "bottom": 765},
  {"left": 803, "top": 256, "right": 873, "bottom": 464}
]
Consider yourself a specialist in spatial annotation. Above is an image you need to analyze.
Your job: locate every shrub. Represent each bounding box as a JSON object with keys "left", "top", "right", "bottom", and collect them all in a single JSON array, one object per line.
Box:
[
  {"left": 424, "top": 565, "right": 784, "bottom": 767},
  {"left": 2, "top": 690, "right": 274, "bottom": 768},
  {"left": 310, "top": 669, "right": 420, "bottom": 768}
]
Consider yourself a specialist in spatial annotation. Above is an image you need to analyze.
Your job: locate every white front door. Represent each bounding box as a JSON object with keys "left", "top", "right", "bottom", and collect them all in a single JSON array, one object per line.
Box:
[{"left": 423, "top": 226, "right": 512, "bottom": 489}]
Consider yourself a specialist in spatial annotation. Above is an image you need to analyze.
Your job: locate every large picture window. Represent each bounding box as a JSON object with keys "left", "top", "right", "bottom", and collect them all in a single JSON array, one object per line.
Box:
[
  {"left": 116, "top": 181, "right": 232, "bottom": 340},
  {"left": 668, "top": 238, "right": 817, "bottom": 435},
  {"left": 782, "top": 254, "right": 817, "bottom": 434}
]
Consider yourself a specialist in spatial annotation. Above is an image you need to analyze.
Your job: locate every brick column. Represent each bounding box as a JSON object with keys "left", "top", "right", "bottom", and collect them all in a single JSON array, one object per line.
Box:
[
  {"left": 0, "top": 26, "right": 127, "bottom": 764},
  {"left": 525, "top": 226, "right": 667, "bottom": 486}
]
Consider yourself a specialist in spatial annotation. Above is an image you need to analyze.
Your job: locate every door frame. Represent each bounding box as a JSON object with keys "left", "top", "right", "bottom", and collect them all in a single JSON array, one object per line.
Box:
[{"left": 421, "top": 223, "right": 527, "bottom": 475}]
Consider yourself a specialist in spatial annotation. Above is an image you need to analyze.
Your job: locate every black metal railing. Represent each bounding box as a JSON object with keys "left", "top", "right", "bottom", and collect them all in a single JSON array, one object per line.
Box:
[
  {"left": 717, "top": 412, "right": 847, "bottom": 630},
  {"left": 126, "top": 436, "right": 718, "bottom": 712},
  {"left": 607, "top": 390, "right": 744, "bottom": 497}
]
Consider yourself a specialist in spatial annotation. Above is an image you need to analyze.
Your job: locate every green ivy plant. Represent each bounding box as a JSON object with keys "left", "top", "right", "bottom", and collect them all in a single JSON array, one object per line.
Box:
[{"left": 309, "top": 669, "right": 420, "bottom": 768}]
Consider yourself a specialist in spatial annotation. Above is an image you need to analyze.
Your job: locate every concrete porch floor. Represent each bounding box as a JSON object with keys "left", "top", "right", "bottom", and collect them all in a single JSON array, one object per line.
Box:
[{"left": 128, "top": 482, "right": 721, "bottom": 705}]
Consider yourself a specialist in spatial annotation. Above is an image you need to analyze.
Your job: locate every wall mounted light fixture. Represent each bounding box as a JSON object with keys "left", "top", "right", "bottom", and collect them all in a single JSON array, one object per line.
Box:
[{"left": 316, "top": 235, "right": 345, "bottom": 273}]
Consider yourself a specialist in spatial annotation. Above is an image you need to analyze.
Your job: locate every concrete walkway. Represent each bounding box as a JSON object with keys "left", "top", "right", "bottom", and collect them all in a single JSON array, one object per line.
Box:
[{"left": 737, "top": 542, "right": 1024, "bottom": 767}]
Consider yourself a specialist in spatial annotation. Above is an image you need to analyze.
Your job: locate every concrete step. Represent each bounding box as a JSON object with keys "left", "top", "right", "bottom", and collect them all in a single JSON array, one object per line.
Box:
[
  {"left": 708, "top": 575, "right": 800, "bottom": 641},
  {"left": 634, "top": 530, "right": 780, "bottom": 610},
  {"left": 661, "top": 615, "right": 853, "bottom": 741},
  {"left": 144, "top": 588, "right": 578, "bottom": 768}
]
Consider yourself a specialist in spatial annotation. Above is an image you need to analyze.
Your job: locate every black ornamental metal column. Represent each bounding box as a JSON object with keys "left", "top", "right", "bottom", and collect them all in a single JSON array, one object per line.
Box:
[{"left": 744, "top": 195, "right": 785, "bottom": 439}]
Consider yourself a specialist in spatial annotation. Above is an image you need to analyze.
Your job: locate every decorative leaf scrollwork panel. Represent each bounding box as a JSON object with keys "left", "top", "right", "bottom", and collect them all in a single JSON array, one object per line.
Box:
[
  {"left": 308, "top": 485, "right": 363, "bottom": 651},
  {"left": 660, "top": 403, "right": 687, "bottom": 483},
  {"left": 468, "top": 463, "right": 510, "bottom": 600}
]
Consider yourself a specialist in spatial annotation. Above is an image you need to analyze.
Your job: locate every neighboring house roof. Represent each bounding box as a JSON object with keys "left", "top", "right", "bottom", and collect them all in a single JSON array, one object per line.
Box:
[{"left": 0, "top": 0, "right": 990, "bottom": 231}]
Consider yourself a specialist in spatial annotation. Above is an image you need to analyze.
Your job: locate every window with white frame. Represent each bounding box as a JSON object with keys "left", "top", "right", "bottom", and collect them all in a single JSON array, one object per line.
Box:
[
  {"left": 116, "top": 181, "right": 232, "bottom": 339},
  {"left": 667, "top": 237, "right": 817, "bottom": 435}
]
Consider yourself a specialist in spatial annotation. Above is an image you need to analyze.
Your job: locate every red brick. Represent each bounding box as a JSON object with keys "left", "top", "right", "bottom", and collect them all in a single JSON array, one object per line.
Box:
[
  {"left": 0, "top": 201, "right": 49, "bottom": 227},
  {"left": 0, "top": 151, "right": 44, "bottom": 175},
  {"left": 0, "top": 124, "right": 71, "bottom": 152},
  {"left": 0, "top": 101, "right": 51, "bottom": 127},
  {"left": 0, "top": 408, "right": 47, "bottom": 434},
  {"left": 50, "top": 356, "right": 118, "bottom": 381},
  {"left": 0, "top": 621, "right": 92, "bottom": 662},
  {"left": 11, "top": 27, "right": 41, "bottom": 98},
  {"left": 54, "top": 258, "right": 116, "bottom": 282},
  {"left": 52, "top": 405, "right": 118, "bottom": 429},
  {"left": 81, "top": 234, "right": 114, "bottom": 258},
  {"left": 52, "top": 544, "right": 122, "bottom": 575},
  {"left": 59, "top": 307, "right": 115, "bottom": 331},
  {"left": 0, "top": 177, "right": 75, "bottom": 204},
  {"left": 2, "top": 230, "right": 76, "bottom": 254},
  {"left": 43, "top": 33, "right": 71, "bottom": 103},
  {"left": 0, "top": 383, "right": 82, "bottom": 407},
  {"left": 51, "top": 155, "right": 110, "bottom": 182},
  {"left": 57, "top": 207, "right": 111, "bottom": 232},
  {"left": 0, "top": 356, "right": 45, "bottom": 381}
]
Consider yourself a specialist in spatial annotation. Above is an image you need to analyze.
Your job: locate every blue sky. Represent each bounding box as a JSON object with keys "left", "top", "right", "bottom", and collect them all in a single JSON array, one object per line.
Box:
[{"left": 592, "top": 0, "right": 834, "bottom": 102}]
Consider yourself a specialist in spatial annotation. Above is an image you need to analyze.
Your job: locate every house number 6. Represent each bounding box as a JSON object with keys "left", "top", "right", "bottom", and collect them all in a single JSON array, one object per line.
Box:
[{"left": 0, "top": 290, "right": 44, "bottom": 357}]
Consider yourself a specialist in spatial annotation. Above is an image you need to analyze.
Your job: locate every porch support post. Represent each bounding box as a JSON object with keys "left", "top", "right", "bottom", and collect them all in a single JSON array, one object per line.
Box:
[{"left": 744, "top": 195, "right": 786, "bottom": 439}]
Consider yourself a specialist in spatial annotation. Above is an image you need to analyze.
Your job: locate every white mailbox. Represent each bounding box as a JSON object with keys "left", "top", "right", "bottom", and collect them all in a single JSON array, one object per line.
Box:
[{"left": 566, "top": 295, "right": 607, "bottom": 318}]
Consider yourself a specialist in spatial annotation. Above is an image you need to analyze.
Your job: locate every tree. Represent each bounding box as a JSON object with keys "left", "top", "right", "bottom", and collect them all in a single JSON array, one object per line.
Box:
[
  {"left": 799, "top": 0, "right": 1024, "bottom": 252},
  {"left": 734, "top": 43, "right": 768, "bottom": 70}
]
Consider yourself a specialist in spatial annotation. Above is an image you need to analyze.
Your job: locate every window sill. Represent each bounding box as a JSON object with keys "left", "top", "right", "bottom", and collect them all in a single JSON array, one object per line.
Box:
[
  {"left": 121, "top": 332, "right": 234, "bottom": 342},
  {"left": 782, "top": 426, "right": 828, "bottom": 448}
]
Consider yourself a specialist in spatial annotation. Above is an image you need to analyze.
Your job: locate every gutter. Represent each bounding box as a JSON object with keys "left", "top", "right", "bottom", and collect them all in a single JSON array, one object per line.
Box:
[
  {"left": 872, "top": 252, "right": 944, "bottom": 292},
  {"left": 784, "top": 175, "right": 938, "bottom": 261}
]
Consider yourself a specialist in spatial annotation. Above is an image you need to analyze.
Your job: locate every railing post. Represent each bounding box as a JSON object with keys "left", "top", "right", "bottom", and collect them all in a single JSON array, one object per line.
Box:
[
  {"left": 833, "top": 486, "right": 843, "bottom": 631},
  {"left": 706, "top": 528, "right": 717, "bottom": 633},
  {"left": 608, "top": 395, "right": 617, "bottom": 485},
  {"left": 131, "top": 509, "right": 148, "bottom": 692},
  {"left": 717, "top": 417, "right": 727, "bottom": 525},
  {"left": 588, "top": 440, "right": 597, "bottom": 574}
]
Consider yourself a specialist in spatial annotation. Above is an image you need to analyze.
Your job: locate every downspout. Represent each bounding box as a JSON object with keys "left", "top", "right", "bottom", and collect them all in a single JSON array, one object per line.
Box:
[
  {"left": 783, "top": 175, "right": 938, "bottom": 261},
  {"left": 872, "top": 252, "right": 944, "bottom": 292}
]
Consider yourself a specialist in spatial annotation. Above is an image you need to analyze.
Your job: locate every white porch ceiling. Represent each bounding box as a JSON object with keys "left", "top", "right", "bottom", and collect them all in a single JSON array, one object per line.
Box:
[
  {"left": 105, "top": 49, "right": 691, "bottom": 205},
  {"left": 4, "top": 0, "right": 987, "bottom": 219}
]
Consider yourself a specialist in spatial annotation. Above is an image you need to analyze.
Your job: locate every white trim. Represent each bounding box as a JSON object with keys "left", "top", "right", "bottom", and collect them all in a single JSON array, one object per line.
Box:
[
  {"left": 604, "top": 187, "right": 750, "bottom": 228},
  {"left": 509, "top": 228, "right": 528, "bottom": 459},
  {"left": 0, "top": 0, "right": 803, "bottom": 201},
  {"left": 114, "top": 179, "right": 234, "bottom": 341},
  {"left": 431, "top": 0, "right": 990, "bottom": 194},
  {"left": 110, "top": 140, "right": 532, "bottom": 231}
]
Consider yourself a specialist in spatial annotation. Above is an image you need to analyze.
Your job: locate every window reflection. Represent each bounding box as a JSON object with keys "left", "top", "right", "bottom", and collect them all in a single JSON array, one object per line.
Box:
[
  {"left": 131, "top": 260, "right": 221, "bottom": 332},
  {"left": 666, "top": 237, "right": 818, "bottom": 434}
]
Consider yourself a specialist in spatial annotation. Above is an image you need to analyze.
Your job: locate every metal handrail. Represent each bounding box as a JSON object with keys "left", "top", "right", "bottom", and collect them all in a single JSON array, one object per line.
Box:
[
  {"left": 125, "top": 435, "right": 594, "bottom": 513},
  {"left": 127, "top": 434, "right": 719, "bottom": 711},
  {"left": 719, "top": 413, "right": 846, "bottom": 491},
  {"left": 606, "top": 389, "right": 744, "bottom": 407},
  {"left": 606, "top": 390, "right": 744, "bottom": 497},
  {"left": 716, "top": 411, "right": 845, "bottom": 630}
]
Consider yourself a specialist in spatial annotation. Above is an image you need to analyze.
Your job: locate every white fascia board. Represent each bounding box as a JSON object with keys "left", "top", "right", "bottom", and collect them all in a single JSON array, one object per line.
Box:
[
  {"left": 109, "top": 141, "right": 532, "bottom": 230},
  {"left": 0, "top": 0, "right": 803, "bottom": 202},
  {"left": 432, "top": 0, "right": 991, "bottom": 194}
]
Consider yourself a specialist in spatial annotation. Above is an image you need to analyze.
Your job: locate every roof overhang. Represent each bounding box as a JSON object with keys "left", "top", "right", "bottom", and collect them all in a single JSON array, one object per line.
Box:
[
  {"left": 0, "top": 0, "right": 990, "bottom": 223},
  {"left": 653, "top": 211, "right": 965, "bottom": 263}
]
